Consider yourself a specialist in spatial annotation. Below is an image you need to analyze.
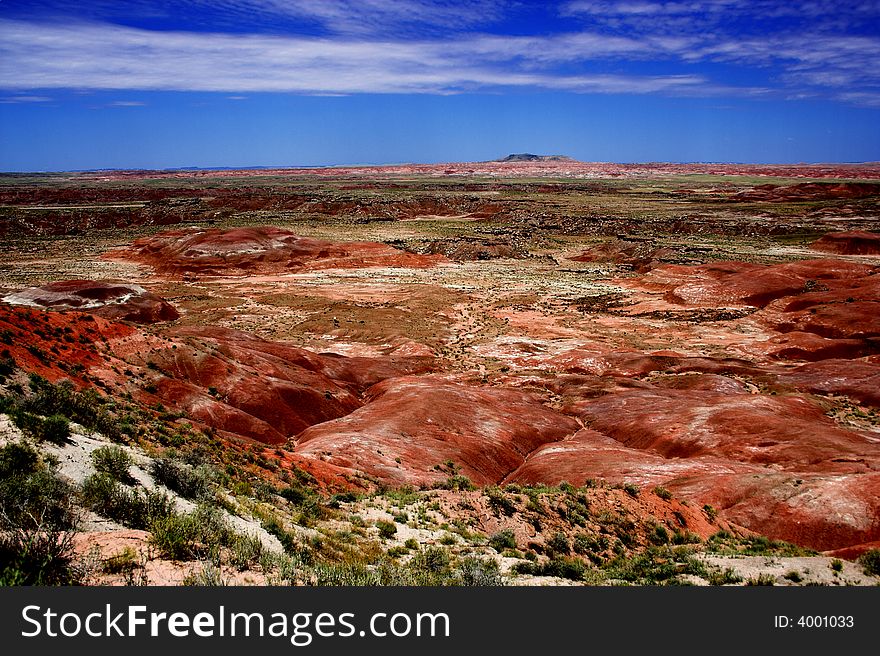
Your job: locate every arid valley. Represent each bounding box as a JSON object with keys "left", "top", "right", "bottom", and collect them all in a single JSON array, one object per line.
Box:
[{"left": 2, "top": 158, "right": 880, "bottom": 586}]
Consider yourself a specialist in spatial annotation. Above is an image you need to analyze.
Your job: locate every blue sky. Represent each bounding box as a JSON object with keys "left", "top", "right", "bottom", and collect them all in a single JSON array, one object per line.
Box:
[{"left": 1, "top": 1, "right": 879, "bottom": 170}]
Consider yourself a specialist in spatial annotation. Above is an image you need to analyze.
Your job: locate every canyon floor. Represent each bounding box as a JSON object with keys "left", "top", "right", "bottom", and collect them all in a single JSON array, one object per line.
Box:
[{"left": 1, "top": 160, "right": 879, "bottom": 585}]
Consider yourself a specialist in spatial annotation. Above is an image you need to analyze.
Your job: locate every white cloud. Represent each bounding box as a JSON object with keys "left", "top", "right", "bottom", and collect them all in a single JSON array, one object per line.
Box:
[
  {"left": 0, "top": 94, "right": 53, "bottom": 103},
  {"left": 0, "top": 11, "right": 877, "bottom": 105},
  {"left": 0, "top": 19, "right": 737, "bottom": 96}
]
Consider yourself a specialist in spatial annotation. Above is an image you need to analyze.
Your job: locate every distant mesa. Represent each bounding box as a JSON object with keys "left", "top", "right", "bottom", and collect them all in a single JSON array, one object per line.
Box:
[
  {"left": 106, "top": 226, "right": 447, "bottom": 277},
  {"left": 494, "top": 153, "right": 576, "bottom": 162},
  {"left": 1, "top": 280, "right": 179, "bottom": 324},
  {"left": 810, "top": 230, "right": 880, "bottom": 255}
]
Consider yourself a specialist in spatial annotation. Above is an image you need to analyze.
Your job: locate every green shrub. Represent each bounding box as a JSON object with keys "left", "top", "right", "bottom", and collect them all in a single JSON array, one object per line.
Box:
[
  {"left": 411, "top": 546, "right": 450, "bottom": 574},
  {"left": 228, "top": 533, "right": 265, "bottom": 571},
  {"left": 149, "top": 505, "right": 231, "bottom": 561},
  {"left": 453, "top": 557, "right": 504, "bottom": 586},
  {"left": 8, "top": 411, "right": 71, "bottom": 444},
  {"left": 39, "top": 414, "right": 72, "bottom": 444},
  {"left": 515, "top": 556, "right": 586, "bottom": 581},
  {"left": 671, "top": 530, "right": 702, "bottom": 545},
  {"left": 488, "top": 529, "right": 517, "bottom": 553},
  {"left": 376, "top": 520, "right": 397, "bottom": 540},
  {"left": 0, "top": 441, "right": 81, "bottom": 585},
  {"left": 261, "top": 517, "right": 301, "bottom": 557},
  {"left": 653, "top": 486, "right": 673, "bottom": 501},
  {"left": 484, "top": 487, "right": 517, "bottom": 517},
  {"left": 858, "top": 549, "right": 880, "bottom": 577},
  {"left": 92, "top": 445, "right": 135, "bottom": 484},
  {"left": 0, "top": 528, "right": 81, "bottom": 586},
  {"left": 572, "top": 533, "right": 608, "bottom": 558},
  {"left": 150, "top": 456, "right": 212, "bottom": 500},
  {"left": 0, "top": 441, "right": 77, "bottom": 531},
  {"left": 183, "top": 563, "right": 227, "bottom": 586},
  {"left": 547, "top": 531, "right": 570, "bottom": 555},
  {"left": 441, "top": 475, "right": 475, "bottom": 491},
  {"left": 605, "top": 546, "right": 707, "bottom": 584},
  {"left": 103, "top": 548, "right": 140, "bottom": 575},
  {"left": 80, "top": 473, "right": 174, "bottom": 530},
  {"left": 707, "top": 567, "right": 743, "bottom": 585},
  {"left": 745, "top": 573, "right": 776, "bottom": 586},
  {"left": 623, "top": 483, "right": 640, "bottom": 498},
  {"left": 650, "top": 525, "right": 670, "bottom": 546}
]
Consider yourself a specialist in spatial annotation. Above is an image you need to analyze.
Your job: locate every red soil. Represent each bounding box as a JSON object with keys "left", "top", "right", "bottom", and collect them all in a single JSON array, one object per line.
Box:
[
  {"left": 670, "top": 471, "right": 880, "bottom": 552},
  {"left": 568, "top": 239, "right": 673, "bottom": 272},
  {"left": 507, "top": 388, "right": 880, "bottom": 551},
  {"left": 776, "top": 359, "right": 880, "bottom": 408},
  {"left": 810, "top": 230, "right": 880, "bottom": 255},
  {"left": 735, "top": 182, "right": 880, "bottom": 201},
  {"left": 294, "top": 375, "right": 580, "bottom": 487},
  {"left": 133, "top": 327, "right": 436, "bottom": 444},
  {"left": 635, "top": 258, "right": 876, "bottom": 308},
  {"left": 0, "top": 303, "right": 135, "bottom": 384},
  {"left": 2, "top": 280, "right": 179, "bottom": 324},
  {"left": 107, "top": 226, "right": 446, "bottom": 277}
]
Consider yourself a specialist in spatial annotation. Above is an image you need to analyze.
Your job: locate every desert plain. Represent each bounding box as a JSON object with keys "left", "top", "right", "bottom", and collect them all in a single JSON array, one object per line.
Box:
[{"left": 1, "top": 157, "right": 879, "bottom": 585}]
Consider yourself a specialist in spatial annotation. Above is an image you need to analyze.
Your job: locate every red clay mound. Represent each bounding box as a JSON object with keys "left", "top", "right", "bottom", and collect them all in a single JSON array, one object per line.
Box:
[
  {"left": 541, "top": 347, "right": 763, "bottom": 380},
  {"left": 135, "top": 327, "right": 436, "bottom": 444},
  {"left": 107, "top": 226, "right": 446, "bottom": 277},
  {"left": 763, "top": 331, "right": 880, "bottom": 361},
  {"left": 669, "top": 471, "right": 880, "bottom": 552},
  {"left": 568, "top": 239, "right": 673, "bottom": 272},
  {"left": 2, "top": 280, "right": 179, "bottom": 324},
  {"left": 578, "top": 389, "right": 878, "bottom": 468},
  {"left": 736, "top": 182, "right": 880, "bottom": 202},
  {"left": 758, "top": 271, "right": 880, "bottom": 352},
  {"left": 0, "top": 303, "right": 136, "bottom": 383},
  {"left": 776, "top": 359, "right": 880, "bottom": 408},
  {"left": 506, "top": 428, "right": 761, "bottom": 489},
  {"left": 810, "top": 230, "right": 880, "bottom": 255},
  {"left": 638, "top": 259, "right": 875, "bottom": 308},
  {"left": 509, "top": 387, "right": 880, "bottom": 550},
  {"left": 294, "top": 376, "right": 580, "bottom": 487}
]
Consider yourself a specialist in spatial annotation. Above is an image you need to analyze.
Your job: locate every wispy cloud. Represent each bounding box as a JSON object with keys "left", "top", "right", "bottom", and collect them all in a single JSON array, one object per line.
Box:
[
  {"left": 109, "top": 100, "right": 146, "bottom": 106},
  {"left": 0, "top": 94, "right": 52, "bottom": 103},
  {"left": 0, "top": 19, "right": 753, "bottom": 97},
  {"left": 1, "top": 1, "right": 879, "bottom": 106},
  {"left": 196, "top": 0, "right": 507, "bottom": 35}
]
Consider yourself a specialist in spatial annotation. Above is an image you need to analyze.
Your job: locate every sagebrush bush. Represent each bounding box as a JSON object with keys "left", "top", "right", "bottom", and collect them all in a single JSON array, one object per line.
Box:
[
  {"left": 150, "top": 456, "right": 212, "bottom": 500},
  {"left": 91, "top": 445, "right": 135, "bottom": 483},
  {"left": 488, "top": 529, "right": 517, "bottom": 552},
  {"left": 547, "top": 531, "right": 570, "bottom": 555},
  {"left": 0, "top": 441, "right": 81, "bottom": 585},
  {"left": 80, "top": 473, "right": 174, "bottom": 530},
  {"left": 514, "top": 556, "right": 586, "bottom": 581},
  {"left": 149, "top": 504, "right": 232, "bottom": 561},
  {"left": 375, "top": 520, "right": 397, "bottom": 539},
  {"left": 859, "top": 549, "right": 880, "bottom": 577}
]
